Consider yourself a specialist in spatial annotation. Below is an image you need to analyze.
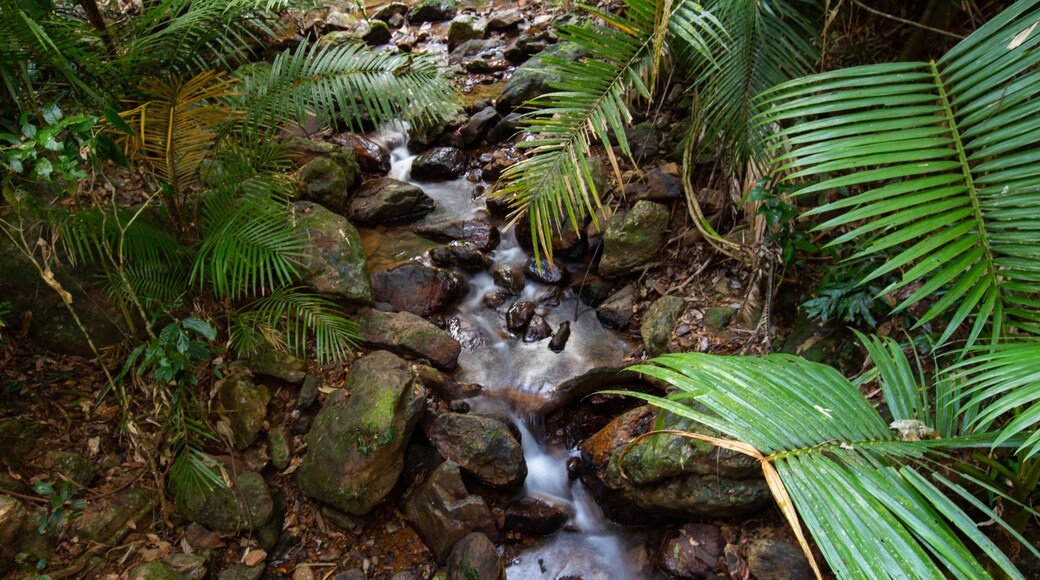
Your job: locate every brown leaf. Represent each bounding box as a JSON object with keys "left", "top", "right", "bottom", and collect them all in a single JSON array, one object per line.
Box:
[{"left": 243, "top": 549, "right": 267, "bottom": 567}]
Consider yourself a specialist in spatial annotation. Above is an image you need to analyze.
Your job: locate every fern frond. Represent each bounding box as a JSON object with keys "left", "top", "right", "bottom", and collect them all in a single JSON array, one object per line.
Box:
[
  {"left": 237, "top": 41, "right": 459, "bottom": 132},
  {"left": 496, "top": 0, "right": 724, "bottom": 261},
  {"left": 759, "top": 0, "right": 1040, "bottom": 347},
  {"left": 58, "top": 205, "right": 187, "bottom": 267},
  {"left": 230, "top": 287, "right": 360, "bottom": 364}
]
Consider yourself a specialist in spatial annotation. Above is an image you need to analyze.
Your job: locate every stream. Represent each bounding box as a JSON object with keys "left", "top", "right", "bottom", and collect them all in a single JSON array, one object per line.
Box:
[{"left": 366, "top": 123, "right": 648, "bottom": 578}]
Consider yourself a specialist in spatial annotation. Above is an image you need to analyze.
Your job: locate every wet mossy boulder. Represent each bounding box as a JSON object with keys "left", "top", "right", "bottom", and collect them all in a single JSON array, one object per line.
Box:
[
  {"left": 497, "top": 43, "right": 587, "bottom": 112},
  {"left": 287, "top": 139, "right": 360, "bottom": 214},
  {"left": 598, "top": 200, "right": 670, "bottom": 278},
  {"left": 409, "top": 0, "right": 455, "bottom": 22},
  {"left": 446, "top": 532, "right": 504, "bottom": 580},
  {"left": 176, "top": 466, "right": 273, "bottom": 533},
  {"left": 74, "top": 487, "right": 157, "bottom": 545},
  {"left": 348, "top": 177, "right": 436, "bottom": 226},
  {"left": 424, "top": 412, "right": 526, "bottom": 488},
  {"left": 219, "top": 375, "right": 271, "bottom": 451},
  {"left": 292, "top": 201, "right": 374, "bottom": 303},
  {"left": 402, "top": 460, "right": 498, "bottom": 563},
  {"left": 447, "top": 15, "right": 488, "bottom": 51},
  {"left": 298, "top": 351, "right": 426, "bottom": 514},
  {"left": 355, "top": 308, "right": 461, "bottom": 370},
  {"left": 641, "top": 295, "right": 685, "bottom": 356}
]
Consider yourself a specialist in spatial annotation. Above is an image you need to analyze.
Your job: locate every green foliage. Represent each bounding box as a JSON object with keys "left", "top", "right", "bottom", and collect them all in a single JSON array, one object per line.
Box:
[
  {"left": 33, "top": 480, "right": 85, "bottom": 536},
  {"left": 745, "top": 180, "right": 818, "bottom": 267},
  {"left": 801, "top": 262, "right": 887, "bottom": 328},
  {"left": 122, "top": 318, "right": 218, "bottom": 386},
  {"left": 759, "top": 0, "right": 1040, "bottom": 348},
  {"left": 0, "top": 106, "right": 96, "bottom": 203}
]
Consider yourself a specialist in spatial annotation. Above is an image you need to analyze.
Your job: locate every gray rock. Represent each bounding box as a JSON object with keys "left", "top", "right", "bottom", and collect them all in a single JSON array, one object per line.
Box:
[
  {"left": 747, "top": 539, "right": 813, "bottom": 580},
  {"left": 596, "top": 284, "right": 637, "bottom": 329},
  {"left": 411, "top": 147, "right": 468, "bottom": 180},
  {"left": 488, "top": 8, "right": 523, "bottom": 30},
  {"left": 460, "top": 107, "right": 500, "bottom": 146},
  {"left": 372, "top": 263, "right": 469, "bottom": 317},
  {"left": 298, "top": 351, "right": 426, "bottom": 514},
  {"left": 402, "top": 461, "right": 498, "bottom": 563},
  {"left": 413, "top": 363, "right": 482, "bottom": 401},
  {"left": 446, "top": 532, "right": 503, "bottom": 580},
  {"left": 548, "top": 321, "right": 570, "bottom": 352},
  {"left": 243, "top": 347, "right": 307, "bottom": 384},
  {"left": 355, "top": 307, "right": 462, "bottom": 370},
  {"left": 74, "top": 487, "right": 156, "bottom": 545},
  {"left": 292, "top": 201, "right": 374, "bottom": 303},
  {"left": 176, "top": 466, "right": 273, "bottom": 532},
  {"left": 295, "top": 373, "right": 321, "bottom": 411},
  {"left": 497, "top": 43, "right": 585, "bottom": 112},
  {"left": 486, "top": 113, "right": 522, "bottom": 144},
  {"left": 348, "top": 178, "right": 436, "bottom": 225},
  {"left": 429, "top": 243, "right": 490, "bottom": 273},
  {"left": 409, "top": 0, "right": 455, "bottom": 22},
  {"left": 641, "top": 167, "right": 683, "bottom": 201},
  {"left": 705, "top": 306, "right": 737, "bottom": 331},
  {"left": 657, "top": 524, "right": 722, "bottom": 578},
  {"left": 352, "top": 19, "right": 391, "bottom": 46},
  {"left": 515, "top": 210, "right": 589, "bottom": 259},
  {"left": 425, "top": 413, "right": 526, "bottom": 488},
  {"left": 268, "top": 429, "right": 291, "bottom": 470},
  {"left": 373, "top": 2, "right": 408, "bottom": 22},
  {"left": 293, "top": 157, "right": 353, "bottom": 214},
  {"left": 626, "top": 122, "right": 660, "bottom": 162},
  {"left": 164, "top": 552, "right": 209, "bottom": 580},
  {"left": 447, "top": 15, "right": 487, "bottom": 50},
  {"left": 414, "top": 219, "right": 500, "bottom": 251},
  {"left": 598, "top": 200, "right": 670, "bottom": 278},
  {"left": 641, "top": 295, "right": 685, "bottom": 356},
  {"left": 219, "top": 375, "right": 271, "bottom": 451}
]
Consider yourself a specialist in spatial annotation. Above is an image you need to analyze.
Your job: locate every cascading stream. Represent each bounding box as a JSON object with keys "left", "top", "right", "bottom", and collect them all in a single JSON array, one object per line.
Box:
[{"left": 370, "top": 123, "right": 645, "bottom": 579}]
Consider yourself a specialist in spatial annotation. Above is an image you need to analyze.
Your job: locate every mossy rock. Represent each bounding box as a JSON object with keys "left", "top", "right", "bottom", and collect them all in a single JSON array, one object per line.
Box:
[
  {"left": 219, "top": 375, "right": 271, "bottom": 451},
  {"left": 175, "top": 468, "right": 273, "bottom": 533},
  {"left": 641, "top": 295, "right": 684, "bottom": 356},
  {"left": 598, "top": 201, "right": 670, "bottom": 278}
]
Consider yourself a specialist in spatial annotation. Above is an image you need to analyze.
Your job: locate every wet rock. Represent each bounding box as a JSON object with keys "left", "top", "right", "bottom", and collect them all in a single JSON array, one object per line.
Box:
[
  {"left": 580, "top": 406, "right": 768, "bottom": 522},
  {"left": 44, "top": 451, "right": 98, "bottom": 487},
  {"left": 449, "top": 38, "right": 505, "bottom": 64},
  {"left": 413, "top": 364, "right": 482, "bottom": 401},
  {"left": 497, "top": 42, "right": 586, "bottom": 112},
  {"left": 430, "top": 243, "right": 491, "bottom": 272},
  {"left": 704, "top": 306, "right": 737, "bottom": 331},
  {"left": 414, "top": 219, "right": 500, "bottom": 251},
  {"left": 372, "top": 263, "right": 469, "bottom": 317},
  {"left": 536, "top": 286, "right": 564, "bottom": 307},
  {"left": 597, "top": 284, "right": 638, "bottom": 329},
  {"left": 373, "top": 2, "right": 408, "bottom": 22},
  {"left": 446, "top": 532, "right": 503, "bottom": 580},
  {"left": 292, "top": 156, "right": 358, "bottom": 215},
  {"left": 461, "top": 107, "right": 500, "bottom": 146},
  {"left": 505, "top": 301, "right": 535, "bottom": 332},
  {"left": 657, "top": 523, "right": 722, "bottom": 578},
  {"left": 402, "top": 460, "right": 498, "bottom": 563},
  {"left": 524, "top": 314, "right": 552, "bottom": 342},
  {"left": 218, "top": 564, "right": 263, "bottom": 580},
  {"left": 298, "top": 351, "right": 426, "bottom": 514},
  {"left": 268, "top": 429, "right": 291, "bottom": 471},
  {"left": 549, "top": 321, "right": 570, "bottom": 352},
  {"left": 331, "top": 133, "right": 391, "bottom": 173},
  {"left": 488, "top": 8, "right": 523, "bottom": 30},
  {"left": 447, "top": 316, "right": 487, "bottom": 351},
  {"left": 177, "top": 466, "right": 273, "bottom": 532},
  {"left": 537, "top": 366, "right": 650, "bottom": 415},
  {"left": 599, "top": 200, "right": 670, "bottom": 278},
  {"left": 129, "top": 560, "right": 185, "bottom": 580},
  {"left": 503, "top": 496, "right": 568, "bottom": 535},
  {"left": 515, "top": 214, "right": 587, "bottom": 259},
  {"left": 219, "top": 375, "right": 271, "bottom": 450},
  {"left": 486, "top": 113, "right": 522, "bottom": 144},
  {"left": 425, "top": 413, "right": 526, "bottom": 488},
  {"left": 243, "top": 347, "right": 306, "bottom": 384},
  {"left": 295, "top": 373, "right": 321, "bottom": 411},
  {"left": 352, "top": 19, "right": 391, "bottom": 46},
  {"left": 492, "top": 264, "right": 525, "bottom": 295},
  {"left": 524, "top": 258, "right": 569, "bottom": 285},
  {"left": 355, "top": 308, "right": 461, "bottom": 370},
  {"left": 747, "top": 539, "right": 813, "bottom": 580},
  {"left": 447, "top": 15, "right": 487, "bottom": 50},
  {"left": 481, "top": 148, "right": 521, "bottom": 180},
  {"left": 75, "top": 487, "right": 156, "bottom": 544},
  {"left": 292, "top": 201, "right": 374, "bottom": 303},
  {"left": 411, "top": 147, "right": 468, "bottom": 180},
  {"left": 642, "top": 295, "right": 685, "bottom": 356},
  {"left": 483, "top": 288, "right": 510, "bottom": 308},
  {"left": 409, "top": 0, "right": 455, "bottom": 23},
  {"left": 348, "top": 178, "right": 436, "bottom": 225}
]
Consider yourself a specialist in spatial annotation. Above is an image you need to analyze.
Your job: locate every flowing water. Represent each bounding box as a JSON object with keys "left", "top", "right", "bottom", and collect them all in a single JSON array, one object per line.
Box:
[{"left": 368, "top": 124, "right": 647, "bottom": 578}]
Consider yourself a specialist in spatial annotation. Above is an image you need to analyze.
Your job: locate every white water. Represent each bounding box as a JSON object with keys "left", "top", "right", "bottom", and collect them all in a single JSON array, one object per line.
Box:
[{"left": 371, "top": 123, "right": 643, "bottom": 579}]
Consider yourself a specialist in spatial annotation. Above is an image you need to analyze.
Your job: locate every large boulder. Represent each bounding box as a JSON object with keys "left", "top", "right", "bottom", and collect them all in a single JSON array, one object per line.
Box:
[
  {"left": 424, "top": 412, "right": 526, "bottom": 488},
  {"left": 219, "top": 375, "right": 271, "bottom": 451},
  {"left": 598, "top": 200, "right": 670, "bottom": 278},
  {"left": 348, "top": 178, "right": 436, "bottom": 226},
  {"left": 409, "top": 0, "right": 455, "bottom": 22},
  {"left": 74, "top": 488, "right": 156, "bottom": 546},
  {"left": 292, "top": 201, "right": 374, "bottom": 303},
  {"left": 372, "top": 263, "right": 468, "bottom": 317},
  {"left": 402, "top": 460, "right": 498, "bottom": 563},
  {"left": 580, "top": 405, "right": 770, "bottom": 522},
  {"left": 447, "top": 15, "right": 488, "bottom": 51},
  {"left": 460, "top": 107, "right": 500, "bottom": 146},
  {"left": 298, "top": 351, "right": 426, "bottom": 514},
  {"left": 176, "top": 465, "right": 273, "bottom": 533},
  {"left": 354, "top": 308, "right": 461, "bottom": 369},
  {"left": 641, "top": 295, "right": 685, "bottom": 356},
  {"left": 411, "top": 147, "right": 468, "bottom": 180},
  {"left": 446, "top": 533, "right": 503, "bottom": 580},
  {"left": 287, "top": 139, "right": 361, "bottom": 214},
  {"left": 497, "top": 43, "right": 586, "bottom": 112}
]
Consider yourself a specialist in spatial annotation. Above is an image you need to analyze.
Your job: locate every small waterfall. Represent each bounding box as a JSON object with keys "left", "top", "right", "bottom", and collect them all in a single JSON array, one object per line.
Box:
[{"left": 368, "top": 123, "right": 645, "bottom": 579}]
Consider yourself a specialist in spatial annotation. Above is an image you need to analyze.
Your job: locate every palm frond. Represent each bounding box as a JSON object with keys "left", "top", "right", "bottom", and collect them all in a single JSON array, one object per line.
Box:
[
  {"left": 693, "top": 0, "right": 819, "bottom": 173},
  {"left": 759, "top": 0, "right": 1040, "bottom": 347},
  {"left": 613, "top": 352, "right": 1026, "bottom": 578},
  {"left": 57, "top": 205, "right": 187, "bottom": 267},
  {"left": 191, "top": 138, "right": 307, "bottom": 300},
  {"left": 229, "top": 286, "right": 360, "bottom": 364},
  {"left": 237, "top": 41, "right": 458, "bottom": 133},
  {"left": 496, "top": 0, "right": 724, "bottom": 261}
]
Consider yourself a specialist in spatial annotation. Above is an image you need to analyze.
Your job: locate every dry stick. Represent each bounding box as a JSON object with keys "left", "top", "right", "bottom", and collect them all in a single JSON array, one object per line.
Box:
[{"left": 852, "top": 0, "right": 965, "bottom": 38}]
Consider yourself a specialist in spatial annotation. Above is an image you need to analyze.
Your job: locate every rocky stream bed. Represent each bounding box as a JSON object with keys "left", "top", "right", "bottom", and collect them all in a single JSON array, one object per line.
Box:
[{"left": 0, "top": 1, "right": 844, "bottom": 578}]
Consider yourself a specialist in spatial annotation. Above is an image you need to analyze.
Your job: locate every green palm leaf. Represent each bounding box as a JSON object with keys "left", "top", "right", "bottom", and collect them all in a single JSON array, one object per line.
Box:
[
  {"left": 495, "top": 0, "right": 724, "bottom": 261},
  {"left": 237, "top": 41, "right": 458, "bottom": 133},
  {"left": 611, "top": 352, "right": 1026, "bottom": 578},
  {"left": 759, "top": 0, "right": 1040, "bottom": 347}
]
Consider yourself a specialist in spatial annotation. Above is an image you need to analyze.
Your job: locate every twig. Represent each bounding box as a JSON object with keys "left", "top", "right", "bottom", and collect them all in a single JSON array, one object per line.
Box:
[{"left": 852, "top": 0, "right": 964, "bottom": 38}]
